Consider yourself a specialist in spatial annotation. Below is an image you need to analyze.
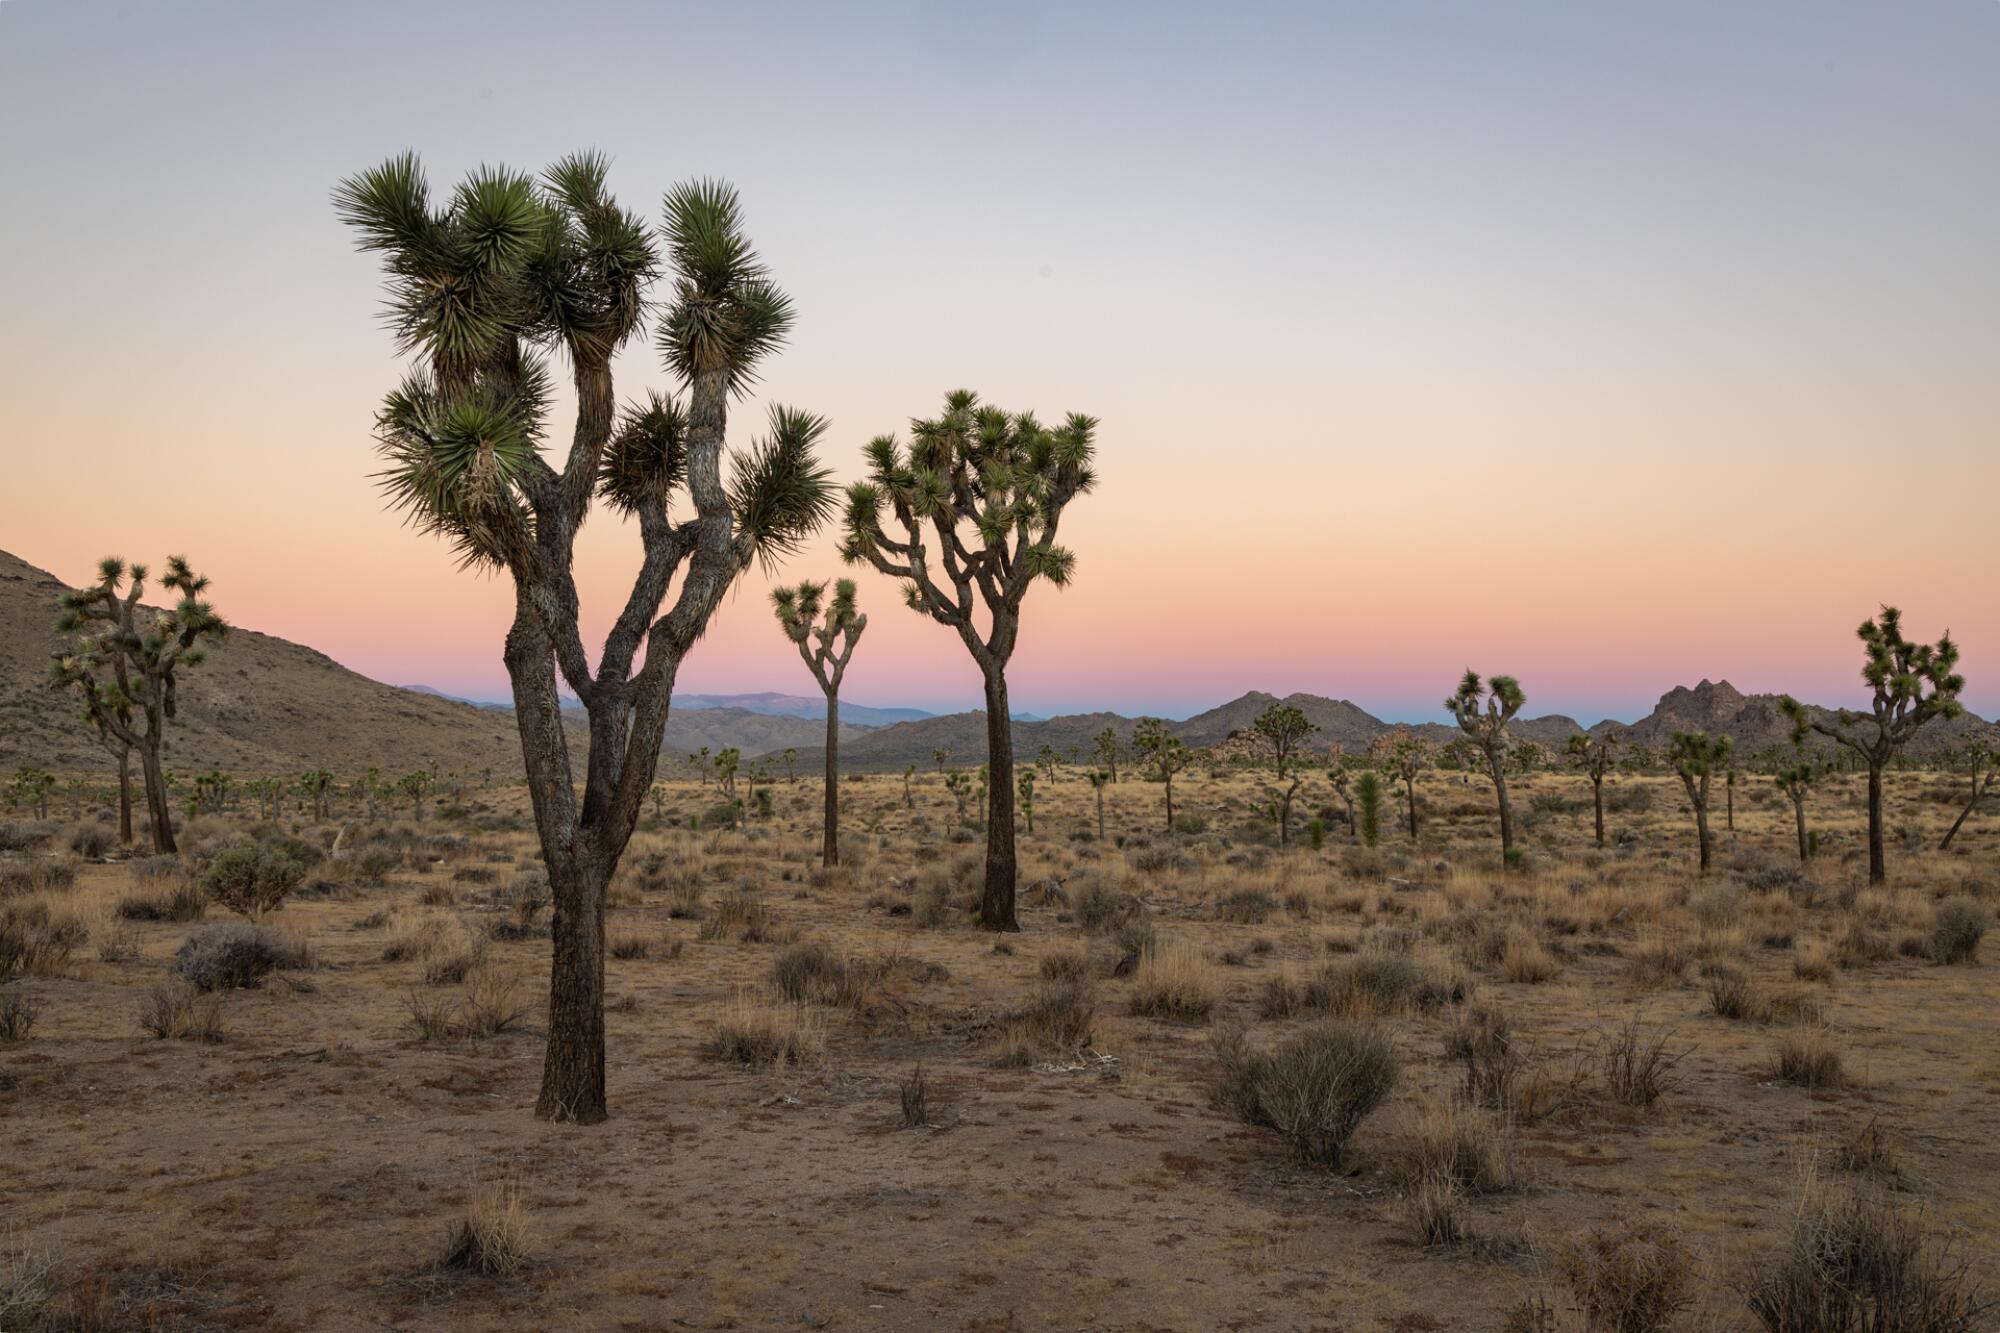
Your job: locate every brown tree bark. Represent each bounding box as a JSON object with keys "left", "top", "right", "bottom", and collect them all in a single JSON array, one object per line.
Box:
[
  {"left": 1793, "top": 795, "right": 1809, "bottom": 863},
  {"left": 1488, "top": 751, "right": 1515, "bottom": 861},
  {"left": 1865, "top": 763, "right": 1886, "bottom": 884},
  {"left": 822, "top": 694, "right": 840, "bottom": 867},
  {"left": 980, "top": 669, "right": 1019, "bottom": 931},
  {"left": 1591, "top": 775, "right": 1605, "bottom": 848}
]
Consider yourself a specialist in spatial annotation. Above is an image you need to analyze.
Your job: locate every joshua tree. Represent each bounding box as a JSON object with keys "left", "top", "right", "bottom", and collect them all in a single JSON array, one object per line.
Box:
[
  {"left": 1566, "top": 733, "right": 1615, "bottom": 848},
  {"left": 772, "top": 578, "right": 867, "bottom": 867},
  {"left": 1018, "top": 770, "right": 1036, "bottom": 835},
  {"left": 1781, "top": 607, "right": 1963, "bottom": 884},
  {"left": 1356, "top": 770, "right": 1384, "bottom": 848},
  {"left": 1087, "top": 768, "right": 1110, "bottom": 840},
  {"left": 1133, "top": 717, "right": 1191, "bottom": 833},
  {"left": 1252, "top": 702, "right": 1317, "bottom": 778},
  {"left": 932, "top": 747, "right": 951, "bottom": 775},
  {"left": 1265, "top": 776, "right": 1304, "bottom": 846},
  {"left": 902, "top": 763, "right": 916, "bottom": 810},
  {"left": 1668, "top": 730, "right": 1731, "bottom": 873},
  {"left": 1036, "top": 744, "right": 1060, "bottom": 784},
  {"left": 841, "top": 390, "right": 1097, "bottom": 931},
  {"left": 698, "top": 747, "right": 713, "bottom": 788},
  {"left": 1373, "top": 728, "right": 1433, "bottom": 841},
  {"left": 8, "top": 769, "right": 54, "bottom": 821},
  {"left": 1327, "top": 764, "right": 1357, "bottom": 838},
  {"left": 1446, "top": 671, "right": 1526, "bottom": 862},
  {"left": 781, "top": 747, "right": 798, "bottom": 783},
  {"left": 48, "top": 556, "right": 228, "bottom": 853},
  {"left": 1724, "top": 765, "right": 1737, "bottom": 832},
  {"left": 715, "top": 747, "right": 741, "bottom": 799},
  {"left": 944, "top": 770, "right": 971, "bottom": 822},
  {"left": 299, "top": 769, "right": 334, "bottom": 823},
  {"left": 1094, "top": 726, "right": 1120, "bottom": 782},
  {"left": 396, "top": 770, "right": 434, "bottom": 822},
  {"left": 1774, "top": 760, "right": 1819, "bottom": 863},
  {"left": 337, "top": 155, "right": 831, "bottom": 1123},
  {"left": 1939, "top": 743, "right": 1995, "bottom": 852}
]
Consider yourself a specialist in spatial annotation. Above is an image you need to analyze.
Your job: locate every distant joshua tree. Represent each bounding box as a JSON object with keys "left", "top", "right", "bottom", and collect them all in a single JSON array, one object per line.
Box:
[
  {"left": 781, "top": 747, "right": 798, "bottom": 783},
  {"left": 1940, "top": 744, "right": 1995, "bottom": 852},
  {"left": 1327, "top": 764, "right": 1357, "bottom": 838},
  {"left": 842, "top": 389, "right": 1097, "bottom": 931},
  {"left": 933, "top": 747, "right": 951, "bottom": 775},
  {"left": 1668, "top": 730, "right": 1732, "bottom": 873},
  {"left": 902, "top": 763, "right": 917, "bottom": 810},
  {"left": 1565, "top": 733, "right": 1615, "bottom": 847},
  {"left": 1446, "top": 671, "right": 1526, "bottom": 863},
  {"left": 1087, "top": 769, "right": 1111, "bottom": 840},
  {"left": 1374, "top": 728, "right": 1433, "bottom": 842},
  {"left": 49, "top": 556, "right": 228, "bottom": 853},
  {"left": 1781, "top": 607, "right": 1963, "bottom": 884},
  {"left": 8, "top": 769, "right": 54, "bottom": 821},
  {"left": 1036, "top": 745, "right": 1060, "bottom": 784},
  {"left": 1094, "top": 727, "right": 1120, "bottom": 782},
  {"left": 1355, "top": 770, "right": 1384, "bottom": 848},
  {"left": 299, "top": 769, "right": 334, "bottom": 823},
  {"left": 1774, "top": 759, "right": 1820, "bottom": 863},
  {"left": 772, "top": 578, "right": 867, "bottom": 867},
  {"left": 336, "top": 155, "right": 832, "bottom": 1123},
  {"left": 1133, "top": 717, "right": 1192, "bottom": 833},
  {"left": 396, "top": 769, "right": 435, "bottom": 822},
  {"left": 1252, "top": 703, "right": 1317, "bottom": 779},
  {"left": 1018, "top": 770, "right": 1036, "bottom": 835}
]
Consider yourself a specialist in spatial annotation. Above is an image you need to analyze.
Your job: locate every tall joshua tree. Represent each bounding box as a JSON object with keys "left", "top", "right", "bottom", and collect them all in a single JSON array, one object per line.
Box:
[
  {"left": 336, "top": 155, "right": 831, "bottom": 1122},
  {"left": 49, "top": 556, "right": 228, "bottom": 853},
  {"left": 1133, "top": 717, "right": 1192, "bottom": 833},
  {"left": 771, "top": 578, "right": 866, "bottom": 867},
  {"left": 1780, "top": 607, "right": 1963, "bottom": 884},
  {"left": 1252, "top": 702, "right": 1317, "bottom": 779},
  {"left": 1094, "top": 726, "right": 1120, "bottom": 782},
  {"left": 1447, "top": 671, "right": 1526, "bottom": 863},
  {"left": 841, "top": 390, "right": 1097, "bottom": 931},
  {"left": 1668, "top": 730, "right": 1731, "bottom": 873},
  {"left": 1566, "top": 733, "right": 1615, "bottom": 848}
]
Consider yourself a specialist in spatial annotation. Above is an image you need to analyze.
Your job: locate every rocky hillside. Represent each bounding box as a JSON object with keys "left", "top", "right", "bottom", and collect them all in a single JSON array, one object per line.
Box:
[{"left": 1597, "top": 679, "right": 1996, "bottom": 759}]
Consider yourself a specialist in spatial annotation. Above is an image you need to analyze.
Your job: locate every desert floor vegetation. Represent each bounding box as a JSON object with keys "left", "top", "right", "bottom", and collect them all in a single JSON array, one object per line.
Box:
[{"left": 0, "top": 764, "right": 1995, "bottom": 1329}]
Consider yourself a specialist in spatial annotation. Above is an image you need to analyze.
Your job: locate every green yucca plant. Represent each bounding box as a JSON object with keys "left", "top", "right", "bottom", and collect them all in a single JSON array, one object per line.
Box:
[
  {"left": 335, "top": 153, "right": 832, "bottom": 1125},
  {"left": 841, "top": 390, "right": 1097, "bottom": 931},
  {"left": 1668, "top": 730, "right": 1732, "bottom": 873}
]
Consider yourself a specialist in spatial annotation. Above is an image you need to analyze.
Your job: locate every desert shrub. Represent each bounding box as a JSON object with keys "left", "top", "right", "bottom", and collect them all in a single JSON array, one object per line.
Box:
[
  {"left": 382, "top": 914, "right": 485, "bottom": 983},
  {"left": 1287, "top": 950, "right": 1465, "bottom": 1019},
  {"left": 703, "top": 994, "right": 823, "bottom": 1067},
  {"left": 1927, "top": 896, "right": 1989, "bottom": 965},
  {"left": 910, "top": 876, "right": 958, "bottom": 930},
  {"left": 1772, "top": 1028, "right": 1846, "bottom": 1090},
  {"left": 418, "top": 882, "right": 458, "bottom": 907},
  {"left": 995, "top": 977, "right": 1097, "bottom": 1067},
  {"left": 898, "top": 1064, "right": 930, "bottom": 1128},
  {"left": 1558, "top": 1224, "right": 1696, "bottom": 1333},
  {"left": 0, "top": 860, "right": 77, "bottom": 898},
  {"left": 1707, "top": 967, "right": 1764, "bottom": 1020},
  {"left": 171, "top": 921, "right": 312, "bottom": 991},
  {"left": 436, "top": 1182, "right": 532, "bottom": 1277},
  {"left": 1038, "top": 946, "right": 1092, "bottom": 983},
  {"left": 1745, "top": 1181, "right": 1990, "bottom": 1332},
  {"left": 1792, "top": 938, "right": 1837, "bottom": 983},
  {"left": 117, "top": 873, "right": 207, "bottom": 922},
  {"left": 489, "top": 873, "right": 551, "bottom": 940},
  {"left": 200, "top": 841, "right": 307, "bottom": 919},
  {"left": 0, "top": 990, "right": 41, "bottom": 1042},
  {"left": 1605, "top": 784, "right": 1655, "bottom": 814},
  {"left": 1690, "top": 882, "right": 1746, "bottom": 929},
  {"left": 0, "top": 899, "right": 86, "bottom": 981},
  {"left": 1446, "top": 1004, "right": 1523, "bottom": 1108},
  {"left": 354, "top": 846, "right": 400, "bottom": 885},
  {"left": 1834, "top": 1118, "right": 1901, "bottom": 1180},
  {"left": 458, "top": 969, "right": 527, "bottom": 1038},
  {"left": 1130, "top": 845, "right": 1194, "bottom": 874},
  {"left": 1215, "top": 888, "right": 1276, "bottom": 924},
  {"left": 1406, "top": 1163, "right": 1467, "bottom": 1246},
  {"left": 1408, "top": 1095, "right": 1517, "bottom": 1195},
  {"left": 771, "top": 938, "right": 864, "bottom": 1007},
  {"left": 1499, "top": 926, "right": 1560, "bottom": 984},
  {"left": 1127, "top": 937, "right": 1222, "bottom": 1022},
  {"left": 67, "top": 823, "right": 114, "bottom": 859},
  {"left": 0, "top": 821, "right": 52, "bottom": 853},
  {"left": 137, "top": 979, "right": 226, "bottom": 1042},
  {"left": 1625, "top": 932, "right": 1691, "bottom": 990},
  {"left": 1071, "top": 878, "right": 1138, "bottom": 932},
  {"left": 1107, "top": 916, "right": 1155, "bottom": 976},
  {"left": 699, "top": 888, "right": 778, "bottom": 943},
  {"left": 1601, "top": 1016, "right": 1685, "bottom": 1107},
  {"left": 1835, "top": 919, "right": 1891, "bottom": 967},
  {"left": 1210, "top": 1020, "right": 1398, "bottom": 1168},
  {"left": 608, "top": 930, "right": 657, "bottom": 961}
]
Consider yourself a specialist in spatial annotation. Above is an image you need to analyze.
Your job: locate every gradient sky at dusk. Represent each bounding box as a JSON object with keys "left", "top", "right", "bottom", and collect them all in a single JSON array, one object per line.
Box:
[{"left": 2, "top": 1, "right": 1995, "bottom": 723}]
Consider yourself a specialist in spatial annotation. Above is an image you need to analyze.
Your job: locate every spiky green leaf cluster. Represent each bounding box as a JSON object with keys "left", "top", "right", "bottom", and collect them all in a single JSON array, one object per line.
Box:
[
  {"left": 730, "top": 405, "right": 836, "bottom": 568},
  {"left": 656, "top": 180, "right": 793, "bottom": 394},
  {"left": 598, "top": 391, "right": 689, "bottom": 515}
]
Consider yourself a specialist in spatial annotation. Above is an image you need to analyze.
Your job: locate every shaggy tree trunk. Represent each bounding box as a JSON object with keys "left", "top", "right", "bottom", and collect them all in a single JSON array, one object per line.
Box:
[
  {"left": 1489, "top": 752, "right": 1515, "bottom": 861},
  {"left": 1693, "top": 800, "right": 1713, "bottom": 872},
  {"left": 1591, "top": 776, "right": 1605, "bottom": 848},
  {"left": 1095, "top": 787, "right": 1105, "bottom": 841},
  {"left": 822, "top": 694, "right": 840, "bottom": 867},
  {"left": 139, "top": 730, "right": 174, "bottom": 855},
  {"left": 1793, "top": 796, "right": 1809, "bottom": 863},
  {"left": 1404, "top": 779, "right": 1418, "bottom": 840},
  {"left": 1865, "top": 762, "right": 1886, "bottom": 884},
  {"left": 115, "top": 746, "right": 133, "bottom": 846},
  {"left": 980, "top": 670, "right": 1019, "bottom": 931},
  {"left": 1163, "top": 771, "right": 1176, "bottom": 833}
]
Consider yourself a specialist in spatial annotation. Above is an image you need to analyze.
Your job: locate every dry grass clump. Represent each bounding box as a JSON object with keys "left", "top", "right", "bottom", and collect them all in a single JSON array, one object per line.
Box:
[
  {"left": 0, "top": 990, "right": 42, "bottom": 1042},
  {"left": 1624, "top": 931, "right": 1691, "bottom": 991},
  {"left": 0, "top": 859, "right": 77, "bottom": 899},
  {"left": 1407, "top": 1095, "right": 1518, "bottom": 1196},
  {"left": 1263, "top": 950, "right": 1467, "bottom": 1021},
  {"left": 1210, "top": 1020, "right": 1398, "bottom": 1168},
  {"left": 0, "top": 899, "right": 87, "bottom": 981},
  {"left": 771, "top": 938, "right": 866, "bottom": 1007},
  {"left": 1833, "top": 1117, "right": 1901, "bottom": 1181},
  {"left": 1926, "top": 895, "right": 1990, "bottom": 965},
  {"left": 898, "top": 1064, "right": 931, "bottom": 1129},
  {"left": 383, "top": 914, "right": 486, "bottom": 984},
  {"left": 171, "top": 921, "right": 313, "bottom": 991},
  {"left": 405, "top": 969, "right": 528, "bottom": 1042},
  {"left": 1446, "top": 1004, "right": 1524, "bottom": 1109},
  {"left": 1498, "top": 926, "right": 1561, "bottom": 984},
  {"left": 116, "top": 873, "right": 208, "bottom": 923},
  {"left": 137, "top": 979, "right": 226, "bottom": 1042},
  {"left": 609, "top": 929, "right": 667, "bottom": 961},
  {"left": 699, "top": 888, "right": 781, "bottom": 943},
  {"left": 436, "top": 1182, "right": 532, "bottom": 1278},
  {"left": 1771, "top": 1027, "right": 1846, "bottom": 1090},
  {"left": 994, "top": 976, "right": 1097, "bottom": 1067},
  {"left": 1600, "top": 1016, "right": 1685, "bottom": 1108},
  {"left": 1557, "top": 1223, "right": 1697, "bottom": 1333},
  {"left": 1214, "top": 887, "right": 1276, "bottom": 924},
  {"left": 702, "top": 993, "right": 824, "bottom": 1067},
  {"left": 1745, "top": 1174, "right": 1990, "bottom": 1332},
  {"left": 1405, "top": 1163, "right": 1467, "bottom": 1247},
  {"left": 1834, "top": 918, "right": 1892, "bottom": 967},
  {"left": 1127, "top": 936, "right": 1222, "bottom": 1023},
  {"left": 1038, "top": 946, "right": 1092, "bottom": 983},
  {"left": 1792, "top": 936, "right": 1837, "bottom": 982}
]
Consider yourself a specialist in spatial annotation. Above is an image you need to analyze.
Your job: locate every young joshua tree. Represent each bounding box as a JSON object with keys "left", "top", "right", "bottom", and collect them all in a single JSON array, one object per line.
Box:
[
  {"left": 1252, "top": 702, "right": 1317, "bottom": 779},
  {"left": 1094, "top": 726, "right": 1120, "bottom": 782},
  {"left": 1375, "top": 729, "right": 1434, "bottom": 842},
  {"left": 337, "top": 155, "right": 831, "bottom": 1123},
  {"left": 1774, "top": 759, "right": 1820, "bottom": 863},
  {"left": 1087, "top": 768, "right": 1110, "bottom": 840},
  {"left": 1565, "top": 733, "right": 1616, "bottom": 848},
  {"left": 1781, "top": 607, "right": 1963, "bottom": 884},
  {"left": 1446, "top": 671, "right": 1526, "bottom": 862},
  {"left": 841, "top": 390, "right": 1097, "bottom": 931},
  {"left": 299, "top": 769, "right": 334, "bottom": 823},
  {"left": 1133, "top": 717, "right": 1192, "bottom": 833},
  {"left": 1940, "top": 743, "right": 1995, "bottom": 852},
  {"left": 771, "top": 578, "right": 867, "bottom": 867},
  {"left": 49, "top": 556, "right": 228, "bottom": 854},
  {"left": 1668, "top": 730, "right": 1731, "bottom": 873}
]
